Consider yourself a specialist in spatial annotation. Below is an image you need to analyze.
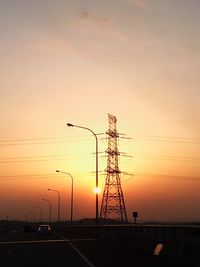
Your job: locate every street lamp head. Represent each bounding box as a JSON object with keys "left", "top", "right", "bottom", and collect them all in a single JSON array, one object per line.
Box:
[{"left": 67, "top": 123, "right": 74, "bottom": 127}]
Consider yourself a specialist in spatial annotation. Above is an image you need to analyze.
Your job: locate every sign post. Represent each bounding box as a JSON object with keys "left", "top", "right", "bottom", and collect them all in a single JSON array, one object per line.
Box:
[{"left": 132, "top": 211, "right": 138, "bottom": 224}]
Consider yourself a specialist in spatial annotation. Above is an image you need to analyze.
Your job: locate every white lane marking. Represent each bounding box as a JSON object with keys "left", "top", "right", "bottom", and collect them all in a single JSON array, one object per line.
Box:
[
  {"left": 5, "top": 250, "right": 12, "bottom": 256},
  {"left": 0, "top": 235, "right": 96, "bottom": 266},
  {"left": 0, "top": 239, "right": 66, "bottom": 245},
  {"left": 0, "top": 238, "right": 95, "bottom": 246},
  {"left": 67, "top": 241, "right": 95, "bottom": 243},
  {"left": 54, "top": 233, "right": 67, "bottom": 240},
  {"left": 68, "top": 240, "right": 96, "bottom": 267},
  {"left": 54, "top": 233, "right": 95, "bottom": 242},
  {"left": 55, "top": 233, "right": 96, "bottom": 267}
]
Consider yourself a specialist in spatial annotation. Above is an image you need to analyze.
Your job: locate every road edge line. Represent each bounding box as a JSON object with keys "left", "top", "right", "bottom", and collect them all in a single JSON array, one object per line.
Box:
[{"left": 68, "top": 240, "right": 96, "bottom": 267}]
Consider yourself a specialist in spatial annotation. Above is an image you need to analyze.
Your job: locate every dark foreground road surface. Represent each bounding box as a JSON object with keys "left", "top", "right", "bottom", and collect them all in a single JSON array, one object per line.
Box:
[{"left": 0, "top": 230, "right": 192, "bottom": 267}]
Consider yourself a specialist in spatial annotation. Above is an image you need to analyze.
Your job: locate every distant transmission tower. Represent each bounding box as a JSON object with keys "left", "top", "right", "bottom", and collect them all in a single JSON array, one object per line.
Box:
[{"left": 100, "top": 114, "right": 128, "bottom": 223}]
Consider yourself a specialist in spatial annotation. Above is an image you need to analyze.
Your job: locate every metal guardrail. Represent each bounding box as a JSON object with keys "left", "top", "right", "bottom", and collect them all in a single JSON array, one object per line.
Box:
[{"left": 98, "top": 224, "right": 200, "bottom": 265}]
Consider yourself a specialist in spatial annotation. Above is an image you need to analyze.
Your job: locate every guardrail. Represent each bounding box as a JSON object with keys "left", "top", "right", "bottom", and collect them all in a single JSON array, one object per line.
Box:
[
  {"left": 0, "top": 228, "right": 7, "bottom": 235},
  {"left": 99, "top": 224, "right": 200, "bottom": 265}
]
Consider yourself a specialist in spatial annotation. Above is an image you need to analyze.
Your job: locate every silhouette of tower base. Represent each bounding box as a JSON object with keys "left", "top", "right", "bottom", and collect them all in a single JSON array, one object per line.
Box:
[{"left": 100, "top": 114, "right": 127, "bottom": 223}]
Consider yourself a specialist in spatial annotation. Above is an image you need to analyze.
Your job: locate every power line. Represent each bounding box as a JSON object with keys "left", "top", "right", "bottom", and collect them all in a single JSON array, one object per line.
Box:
[
  {"left": 134, "top": 154, "right": 200, "bottom": 163},
  {"left": 1, "top": 152, "right": 199, "bottom": 164},
  {"left": 0, "top": 134, "right": 199, "bottom": 146},
  {"left": 134, "top": 172, "right": 200, "bottom": 182},
  {"left": 0, "top": 171, "right": 94, "bottom": 181},
  {"left": 133, "top": 135, "right": 200, "bottom": 141},
  {"left": 0, "top": 172, "right": 199, "bottom": 183},
  {"left": 0, "top": 153, "right": 95, "bottom": 163},
  {"left": 0, "top": 135, "right": 99, "bottom": 146},
  {"left": 132, "top": 135, "right": 200, "bottom": 144},
  {"left": 0, "top": 137, "right": 64, "bottom": 143}
]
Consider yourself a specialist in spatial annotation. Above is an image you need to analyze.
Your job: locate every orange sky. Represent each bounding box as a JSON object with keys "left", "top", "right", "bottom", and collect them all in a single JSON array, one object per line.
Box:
[{"left": 0, "top": 0, "right": 200, "bottom": 222}]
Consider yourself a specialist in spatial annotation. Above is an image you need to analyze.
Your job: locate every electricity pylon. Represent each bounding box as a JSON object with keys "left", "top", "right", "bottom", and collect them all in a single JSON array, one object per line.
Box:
[{"left": 100, "top": 114, "right": 128, "bottom": 223}]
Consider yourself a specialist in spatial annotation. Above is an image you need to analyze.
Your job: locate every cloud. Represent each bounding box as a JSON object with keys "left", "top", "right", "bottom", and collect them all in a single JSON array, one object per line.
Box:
[
  {"left": 28, "top": 9, "right": 133, "bottom": 64},
  {"left": 77, "top": 8, "right": 131, "bottom": 45},
  {"left": 79, "top": 8, "right": 110, "bottom": 25},
  {"left": 29, "top": 35, "right": 83, "bottom": 58},
  {"left": 128, "top": 0, "right": 147, "bottom": 8}
]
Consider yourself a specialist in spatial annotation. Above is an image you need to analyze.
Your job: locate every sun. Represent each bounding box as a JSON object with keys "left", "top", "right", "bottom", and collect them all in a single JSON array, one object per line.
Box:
[{"left": 93, "top": 187, "right": 101, "bottom": 194}]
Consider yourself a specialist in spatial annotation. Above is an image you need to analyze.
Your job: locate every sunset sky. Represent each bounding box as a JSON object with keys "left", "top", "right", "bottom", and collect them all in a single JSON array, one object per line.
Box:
[{"left": 0, "top": 0, "right": 200, "bottom": 223}]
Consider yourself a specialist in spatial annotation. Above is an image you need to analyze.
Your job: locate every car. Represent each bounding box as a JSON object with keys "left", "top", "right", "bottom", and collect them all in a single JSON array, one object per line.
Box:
[{"left": 37, "top": 224, "right": 51, "bottom": 235}]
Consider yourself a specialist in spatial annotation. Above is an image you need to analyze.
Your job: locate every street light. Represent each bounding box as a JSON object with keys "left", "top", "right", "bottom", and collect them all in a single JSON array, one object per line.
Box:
[
  {"left": 56, "top": 170, "right": 73, "bottom": 225},
  {"left": 67, "top": 123, "right": 99, "bottom": 225},
  {"left": 48, "top": 188, "right": 60, "bottom": 223},
  {"left": 34, "top": 206, "right": 42, "bottom": 223},
  {"left": 41, "top": 198, "right": 51, "bottom": 223}
]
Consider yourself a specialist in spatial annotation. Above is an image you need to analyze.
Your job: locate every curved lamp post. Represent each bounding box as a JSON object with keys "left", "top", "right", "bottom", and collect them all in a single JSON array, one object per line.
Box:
[
  {"left": 56, "top": 170, "right": 73, "bottom": 225},
  {"left": 41, "top": 198, "right": 51, "bottom": 223},
  {"left": 48, "top": 188, "right": 60, "bottom": 223},
  {"left": 67, "top": 123, "right": 99, "bottom": 225}
]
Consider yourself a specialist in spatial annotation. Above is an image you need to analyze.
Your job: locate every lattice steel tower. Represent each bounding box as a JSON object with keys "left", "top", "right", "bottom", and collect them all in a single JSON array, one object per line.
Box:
[{"left": 100, "top": 114, "right": 128, "bottom": 222}]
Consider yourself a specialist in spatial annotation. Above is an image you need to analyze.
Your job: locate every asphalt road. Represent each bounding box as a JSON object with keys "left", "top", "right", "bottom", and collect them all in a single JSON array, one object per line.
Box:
[
  {"left": 0, "top": 231, "right": 93, "bottom": 267},
  {"left": 0, "top": 230, "right": 192, "bottom": 267}
]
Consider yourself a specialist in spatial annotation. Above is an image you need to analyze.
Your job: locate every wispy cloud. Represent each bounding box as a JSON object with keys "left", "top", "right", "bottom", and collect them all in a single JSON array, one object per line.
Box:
[
  {"left": 29, "top": 9, "right": 133, "bottom": 64},
  {"left": 29, "top": 35, "right": 83, "bottom": 58},
  {"left": 79, "top": 8, "right": 110, "bottom": 25},
  {"left": 128, "top": 0, "right": 147, "bottom": 8},
  {"left": 77, "top": 8, "right": 131, "bottom": 44}
]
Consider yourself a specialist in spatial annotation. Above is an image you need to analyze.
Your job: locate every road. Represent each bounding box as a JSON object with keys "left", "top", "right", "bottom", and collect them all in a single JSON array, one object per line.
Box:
[
  {"left": 0, "top": 229, "right": 191, "bottom": 267},
  {"left": 0, "top": 231, "right": 94, "bottom": 267}
]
